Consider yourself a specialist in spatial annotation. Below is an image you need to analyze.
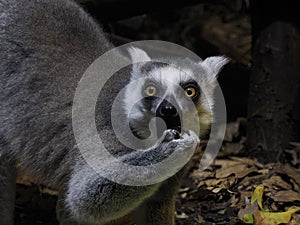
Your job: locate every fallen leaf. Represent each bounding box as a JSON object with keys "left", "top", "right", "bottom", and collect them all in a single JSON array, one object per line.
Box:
[
  {"left": 251, "top": 185, "right": 264, "bottom": 209},
  {"left": 199, "top": 177, "right": 225, "bottom": 187},
  {"left": 216, "top": 163, "right": 256, "bottom": 179},
  {"left": 280, "top": 164, "right": 300, "bottom": 186},
  {"left": 239, "top": 174, "right": 265, "bottom": 189},
  {"left": 253, "top": 214, "right": 276, "bottom": 225},
  {"left": 191, "top": 170, "right": 214, "bottom": 181},
  {"left": 212, "top": 187, "right": 223, "bottom": 193},
  {"left": 178, "top": 187, "right": 190, "bottom": 193},
  {"left": 215, "top": 159, "right": 243, "bottom": 167},
  {"left": 284, "top": 149, "right": 299, "bottom": 166},
  {"left": 270, "top": 190, "right": 300, "bottom": 202},
  {"left": 175, "top": 212, "right": 189, "bottom": 219},
  {"left": 243, "top": 214, "right": 254, "bottom": 224},
  {"left": 229, "top": 193, "right": 240, "bottom": 208},
  {"left": 230, "top": 157, "right": 264, "bottom": 168},
  {"left": 180, "top": 192, "right": 187, "bottom": 198},
  {"left": 38, "top": 187, "right": 59, "bottom": 196},
  {"left": 195, "top": 215, "right": 204, "bottom": 223},
  {"left": 263, "top": 175, "right": 292, "bottom": 190},
  {"left": 288, "top": 212, "right": 300, "bottom": 225},
  {"left": 290, "top": 142, "right": 300, "bottom": 149},
  {"left": 238, "top": 201, "right": 259, "bottom": 221},
  {"left": 253, "top": 206, "right": 300, "bottom": 225},
  {"left": 221, "top": 142, "right": 244, "bottom": 155}
]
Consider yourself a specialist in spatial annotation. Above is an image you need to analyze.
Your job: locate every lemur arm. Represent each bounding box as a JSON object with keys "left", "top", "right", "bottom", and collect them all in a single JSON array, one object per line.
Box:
[
  {"left": 132, "top": 166, "right": 189, "bottom": 225},
  {"left": 60, "top": 130, "right": 197, "bottom": 225}
]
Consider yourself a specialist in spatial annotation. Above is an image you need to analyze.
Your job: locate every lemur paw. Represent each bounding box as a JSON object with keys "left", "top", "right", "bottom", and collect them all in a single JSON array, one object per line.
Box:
[
  {"left": 162, "top": 129, "right": 180, "bottom": 142},
  {"left": 176, "top": 130, "right": 200, "bottom": 148}
]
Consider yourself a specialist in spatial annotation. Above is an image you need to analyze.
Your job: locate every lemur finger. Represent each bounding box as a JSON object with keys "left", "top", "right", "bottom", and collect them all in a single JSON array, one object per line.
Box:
[{"left": 161, "top": 129, "right": 179, "bottom": 142}]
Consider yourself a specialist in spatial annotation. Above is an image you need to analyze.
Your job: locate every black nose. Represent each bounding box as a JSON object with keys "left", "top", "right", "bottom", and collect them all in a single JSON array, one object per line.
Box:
[
  {"left": 155, "top": 99, "right": 181, "bottom": 134},
  {"left": 157, "top": 100, "right": 178, "bottom": 118}
]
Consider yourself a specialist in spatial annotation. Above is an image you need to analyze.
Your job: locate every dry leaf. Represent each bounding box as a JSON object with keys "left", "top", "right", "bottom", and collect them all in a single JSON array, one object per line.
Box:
[
  {"left": 253, "top": 206, "right": 300, "bottom": 225},
  {"left": 191, "top": 170, "right": 214, "bottom": 181},
  {"left": 200, "top": 178, "right": 222, "bottom": 187},
  {"left": 195, "top": 215, "right": 204, "bottom": 223},
  {"left": 280, "top": 164, "right": 300, "bottom": 186},
  {"left": 230, "top": 157, "right": 264, "bottom": 168},
  {"left": 238, "top": 201, "right": 259, "bottom": 221},
  {"left": 221, "top": 142, "right": 244, "bottom": 155},
  {"left": 239, "top": 174, "right": 265, "bottom": 189},
  {"left": 215, "top": 159, "right": 243, "bottom": 167},
  {"left": 284, "top": 149, "right": 299, "bottom": 166},
  {"left": 230, "top": 194, "right": 240, "bottom": 207},
  {"left": 216, "top": 163, "right": 256, "bottom": 179},
  {"left": 290, "top": 142, "right": 300, "bottom": 149},
  {"left": 178, "top": 187, "right": 190, "bottom": 193},
  {"left": 212, "top": 187, "right": 223, "bottom": 193},
  {"left": 263, "top": 175, "right": 292, "bottom": 190},
  {"left": 270, "top": 190, "right": 300, "bottom": 202},
  {"left": 38, "top": 187, "right": 59, "bottom": 196},
  {"left": 180, "top": 192, "right": 187, "bottom": 199},
  {"left": 176, "top": 212, "right": 189, "bottom": 219},
  {"left": 288, "top": 212, "right": 300, "bottom": 225}
]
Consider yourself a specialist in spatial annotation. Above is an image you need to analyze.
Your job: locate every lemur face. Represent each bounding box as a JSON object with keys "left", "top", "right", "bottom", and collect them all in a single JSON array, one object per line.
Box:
[{"left": 123, "top": 48, "right": 228, "bottom": 140}]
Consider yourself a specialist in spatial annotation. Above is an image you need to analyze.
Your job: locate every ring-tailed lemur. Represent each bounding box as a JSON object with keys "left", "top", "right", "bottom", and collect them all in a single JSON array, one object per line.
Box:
[{"left": 0, "top": 0, "right": 228, "bottom": 224}]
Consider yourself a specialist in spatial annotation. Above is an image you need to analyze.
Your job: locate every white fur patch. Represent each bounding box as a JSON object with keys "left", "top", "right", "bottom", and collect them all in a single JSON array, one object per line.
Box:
[
  {"left": 128, "top": 47, "right": 151, "bottom": 63},
  {"left": 148, "top": 66, "right": 193, "bottom": 98},
  {"left": 202, "top": 56, "right": 229, "bottom": 78},
  {"left": 128, "top": 47, "right": 151, "bottom": 80},
  {"left": 123, "top": 78, "right": 145, "bottom": 116}
]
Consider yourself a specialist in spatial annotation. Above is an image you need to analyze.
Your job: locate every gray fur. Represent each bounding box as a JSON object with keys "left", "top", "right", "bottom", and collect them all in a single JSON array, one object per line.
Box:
[{"left": 0, "top": 0, "right": 205, "bottom": 225}]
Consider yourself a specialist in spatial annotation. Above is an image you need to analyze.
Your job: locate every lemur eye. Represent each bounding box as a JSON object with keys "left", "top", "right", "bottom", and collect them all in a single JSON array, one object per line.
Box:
[
  {"left": 185, "top": 87, "right": 196, "bottom": 98},
  {"left": 145, "top": 85, "right": 157, "bottom": 96}
]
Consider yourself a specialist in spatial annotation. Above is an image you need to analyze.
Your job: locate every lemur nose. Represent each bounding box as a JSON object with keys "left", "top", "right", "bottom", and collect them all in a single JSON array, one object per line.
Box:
[
  {"left": 155, "top": 99, "right": 181, "bottom": 133},
  {"left": 157, "top": 100, "right": 178, "bottom": 118}
]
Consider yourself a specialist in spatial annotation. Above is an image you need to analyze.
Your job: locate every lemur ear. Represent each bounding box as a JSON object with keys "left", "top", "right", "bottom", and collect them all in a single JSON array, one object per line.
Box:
[
  {"left": 202, "top": 56, "right": 229, "bottom": 77},
  {"left": 128, "top": 47, "right": 151, "bottom": 62},
  {"left": 128, "top": 47, "right": 151, "bottom": 79}
]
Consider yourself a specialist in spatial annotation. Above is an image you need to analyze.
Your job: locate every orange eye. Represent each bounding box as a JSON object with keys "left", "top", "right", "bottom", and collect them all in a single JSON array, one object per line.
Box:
[
  {"left": 145, "top": 85, "right": 157, "bottom": 96},
  {"left": 185, "top": 87, "right": 196, "bottom": 98}
]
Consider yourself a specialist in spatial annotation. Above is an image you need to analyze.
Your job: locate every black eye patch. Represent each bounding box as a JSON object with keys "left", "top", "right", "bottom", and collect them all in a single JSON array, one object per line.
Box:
[
  {"left": 141, "top": 96, "right": 160, "bottom": 113},
  {"left": 180, "top": 79, "right": 201, "bottom": 102},
  {"left": 141, "top": 80, "right": 162, "bottom": 97}
]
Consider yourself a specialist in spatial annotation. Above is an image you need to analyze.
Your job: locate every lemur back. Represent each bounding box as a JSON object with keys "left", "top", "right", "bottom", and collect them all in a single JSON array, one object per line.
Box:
[{"left": 0, "top": 0, "right": 112, "bottom": 186}]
